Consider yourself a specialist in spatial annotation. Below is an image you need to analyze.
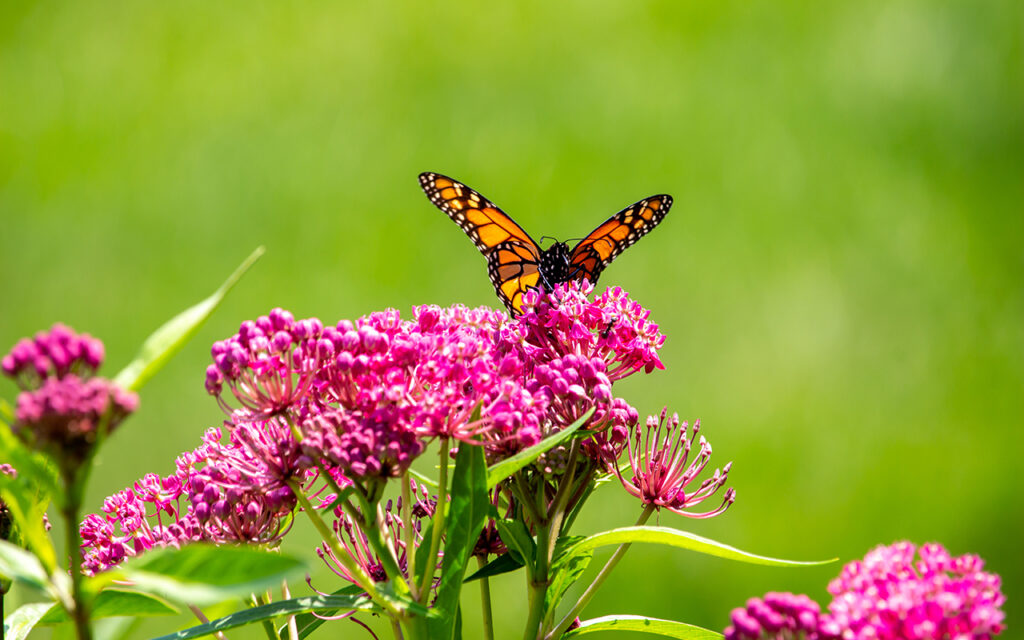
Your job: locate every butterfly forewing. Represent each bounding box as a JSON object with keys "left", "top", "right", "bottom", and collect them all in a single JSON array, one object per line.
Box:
[
  {"left": 419, "top": 172, "right": 544, "bottom": 313},
  {"left": 568, "top": 194, "right": 673, "bottom": 283}
]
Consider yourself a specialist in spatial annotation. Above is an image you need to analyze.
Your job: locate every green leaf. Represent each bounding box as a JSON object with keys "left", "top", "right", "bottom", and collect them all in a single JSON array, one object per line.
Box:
[
  {"left": 150, "top": 593, "right": 377, "bottom": 640},
  {"left": 546, "top": 536, "right": 591, "bottom": 619},
  {"left": 0, "top": 539, "right": 50, "bottom": 592},
  {"left": 563, "top": 615, "right": 723, "bottom": 639},
  {"left": 427, "top": 443, "right": 489, "bottom": 640},
  {"left": 486, "top": 408, "right": 593, "bottom": 488},
  {"left": 113, "top": 246, "right": 264, "bottom": 391},
  {"left": 115, "top": 544, "right": 305, "bottom": 606},
  {"left": 0, "top": 428, "right": 60, "bottom": 570},
  {"left": 39, "top": 588, "right": 179, "bottom": 622},
  {"left": 463, "top": 552, "right": 524, "bottom": 582},
  {"left": 561, "top": 526, "right": 836, "bottom": 567},
  {"left": 494, "top": 517, "right": 535, "bottom": 565},
  {"left": 278, "top": 585, "right": 364, "bottom": 640},
  {"left": 3, "top": 602, "right": 54, "bottom": 640}
]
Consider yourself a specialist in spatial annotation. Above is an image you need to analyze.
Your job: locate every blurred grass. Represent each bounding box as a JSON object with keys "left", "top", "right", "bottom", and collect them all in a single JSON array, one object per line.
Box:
[{"left": 1, "top": 0, "right": 1021, "bottom": 637}]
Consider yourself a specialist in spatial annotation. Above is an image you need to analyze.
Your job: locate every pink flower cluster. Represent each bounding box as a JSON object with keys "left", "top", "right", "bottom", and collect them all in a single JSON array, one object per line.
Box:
[
  {"left": 3, "top": 325, "right": 137, "bottom": 468},
  {"left": 80, "top": 426, "right": 307, "bottom": 575},
  {"left": 202, "top": 285, "right": 669, "bottom": 484},
  {"left": 725, "top": 542, "right": 1006, "bottom": 640},
  {"left": 821, "top": 542, "right": 1005, "bottom": 640},
  {"left": 81, "top": 283, "right": 735, "bottom": 575},
  {"left": 726, "top": 592, "right": 826, "bottom": 640}
]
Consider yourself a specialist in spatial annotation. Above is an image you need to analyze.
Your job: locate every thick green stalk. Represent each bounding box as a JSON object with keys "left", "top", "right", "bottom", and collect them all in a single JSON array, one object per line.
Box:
[
  {"left": 251, "top": 593, "right": 279, "bottom": 640},
  {"left": 477, "top": 556, "right": 495, "bottom": 640},
  {"left": 63, "top": 499, "right": 92, "bottom": 640},
  {"left": 523, "top": 520, "right": 551, "bottom": 640},
  {"left": 545, "top": 505, "right": 656, "bottom": 640}
]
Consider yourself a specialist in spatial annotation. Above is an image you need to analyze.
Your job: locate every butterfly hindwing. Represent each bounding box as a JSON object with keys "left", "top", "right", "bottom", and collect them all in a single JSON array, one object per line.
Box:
[
  {"left": 568, "top": 194, "right": 672, "bottom": 284},
  {"left": 419, "top": 172, "right": 544, "bottom": 313}
]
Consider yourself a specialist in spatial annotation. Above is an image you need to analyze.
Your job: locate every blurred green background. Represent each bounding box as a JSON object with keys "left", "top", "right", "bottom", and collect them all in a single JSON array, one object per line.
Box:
[{"left": 2, "top": 0, "right": 1021, "bottom": 637}]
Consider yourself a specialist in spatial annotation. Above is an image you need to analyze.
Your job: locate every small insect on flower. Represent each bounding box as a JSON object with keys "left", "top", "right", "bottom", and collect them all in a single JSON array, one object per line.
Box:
[{"left": 420, "top": 172, "right": 672, "bottom": 315}]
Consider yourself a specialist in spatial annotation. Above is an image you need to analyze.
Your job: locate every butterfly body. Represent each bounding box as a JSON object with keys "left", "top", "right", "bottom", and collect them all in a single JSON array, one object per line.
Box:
[
  {"left": 419, "top": 172, "right": 671, "bottom": 315},
  {"left": 538, "top": 242, "right": 572, "bottom": 287}
]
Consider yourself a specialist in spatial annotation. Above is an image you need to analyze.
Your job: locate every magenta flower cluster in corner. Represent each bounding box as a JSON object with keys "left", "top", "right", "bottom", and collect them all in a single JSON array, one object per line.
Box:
[
  {"left": 77, "top": 282, "right": 736, "bottom": 581},
  {"left": 2, "top": 324, "right": 137, "bottom": 470},
  {"left": 725, "top": 542, "right": 1006, "bottom": 640}
]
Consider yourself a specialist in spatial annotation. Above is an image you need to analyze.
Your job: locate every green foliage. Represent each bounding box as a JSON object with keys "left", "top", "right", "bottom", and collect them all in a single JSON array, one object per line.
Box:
[
  {"left": 103, "top": 545, "right": 306, "bottom": 606},
  {"left": 428, "top": 443, "right": 489, "bottom": 639},
  {"left": 486, "top": 409, "right": 592, "bottom": 488},
  {"left": 560, "top": 527, "right": 836, "bottom": 568},
  {"left": 3, "top": 603, "right": 53, "bottom": 640},
  {"left": 38, "top": 589, "right": 179, "bottom": 623},
  {"left": 563, "top": 615, "right": 722, "bottom": 639},
  {"left": 152, "top": 593, "right": 377, "bottom": 640},
  {"left": 0, "top": 429, "right": 59, "bottom": 571}
]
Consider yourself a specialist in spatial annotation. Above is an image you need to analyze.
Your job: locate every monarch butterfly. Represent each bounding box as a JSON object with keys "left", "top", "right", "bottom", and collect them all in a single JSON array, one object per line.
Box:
[{"left": 419, "top": 172, "right": 672, "bottom": 315}]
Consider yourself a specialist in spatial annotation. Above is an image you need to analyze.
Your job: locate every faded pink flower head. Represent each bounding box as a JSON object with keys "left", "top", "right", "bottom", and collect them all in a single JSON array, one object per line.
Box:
[
  {"left": 820, "top": 541, "right": 1005, "bottom": 640},
  {"left": 614, "top": 409, "right": 734, "bottom": 518},
  {"left": 4, "top": 325, "right": 137, "bottom": 469},
  {"left": 2, "top": 323, "right": 105, "bottom": 390},
  {"left": 13, "top": 375, "right": 138, "bottom": 461}
]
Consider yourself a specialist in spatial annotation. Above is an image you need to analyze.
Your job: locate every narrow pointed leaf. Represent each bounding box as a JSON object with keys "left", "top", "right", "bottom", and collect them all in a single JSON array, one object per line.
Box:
[
  {"left": 562, "top": 526, "right": 836, "bottom": 567},
  {"left": 3, "top": 602, "right": 54, "bottom": 640},
  {"left": 464, "top": 552, "right": 524, "bottom": 582},
  {"left": 427, "top": 443, "right": 488, "bottom": 639},
  {"left": 563, "top": 615, "right": 723, "bottom": 638},
  {"left": 546, "top": 536, "right": 591, "bottom": 617},
  {"left": 115, "top": 544, "right": 305, "bottom": 606},
  {"left": 113, "top": 246, "right": 264, "bottom": 391},
  {"left": 486, "top": 408, "right": 593, "bottom": 488},
  {"left": 151, "top": 594, "right": 377, "bottom": 640}
]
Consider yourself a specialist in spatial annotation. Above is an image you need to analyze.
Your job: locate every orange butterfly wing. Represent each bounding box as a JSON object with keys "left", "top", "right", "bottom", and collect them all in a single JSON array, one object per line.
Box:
[
  {"left": 419, "top": 172, "right": 544, "bottom": 314},
  {"left": 568, "top": 194, "right": 672, "bottom": 284}
]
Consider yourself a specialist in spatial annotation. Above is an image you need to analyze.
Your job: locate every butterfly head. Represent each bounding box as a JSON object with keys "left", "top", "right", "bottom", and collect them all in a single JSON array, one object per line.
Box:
[{"left": 539, "top": 241, "right": 572, "bottom": 287}]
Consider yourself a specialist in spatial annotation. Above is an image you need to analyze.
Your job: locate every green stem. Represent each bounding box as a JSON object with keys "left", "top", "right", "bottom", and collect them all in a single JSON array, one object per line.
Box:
[
  {"left": 286, "top": 479, "right": 397, "bottom": 617},
  {"left": 63, "top": 482, "right": 92, "bottom": 640},
  {"left": 545, "top": 505, "right": 656, "bottom": 640},
  {"left": 401, "top": 473, "right": 418, "bottom": 600},
  {"left": 282, "top": 580, "right": 298, "bottom": 640},
  {"left": 342, "top": 483, "right": 408, "bottom": 596},
  {"left": 522, "top": 520, "right": 551, "bottom": 640},
  {"left": 418, "top": 437, "right": 450, "bottom": 600},
  {"left": 251, "top": 593, "right": 279, "bottom": 640},
  {"left": 477, "top": 556, "right": 495, "bottom": 640}
]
